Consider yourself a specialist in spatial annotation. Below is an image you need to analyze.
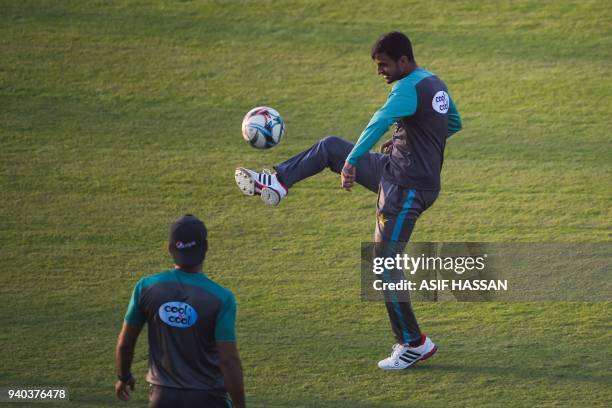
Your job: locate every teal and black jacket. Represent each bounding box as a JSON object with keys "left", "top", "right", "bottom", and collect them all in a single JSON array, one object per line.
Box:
[{"left": 346, "top": 67, "right": 462, "bottom": 190}]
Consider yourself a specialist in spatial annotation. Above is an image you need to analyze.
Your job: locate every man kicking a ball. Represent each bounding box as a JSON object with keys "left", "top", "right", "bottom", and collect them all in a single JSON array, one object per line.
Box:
[{"left": 235, "top": 32, "right": 462, "bottom": 370}]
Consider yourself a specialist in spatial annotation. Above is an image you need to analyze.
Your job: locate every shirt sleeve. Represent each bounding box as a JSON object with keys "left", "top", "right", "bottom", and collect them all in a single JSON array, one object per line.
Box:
[
  {"left": 124, "top": 279, "right": 146, "bottom": 327},
  {"left": 346, "top": 88, "right": 417, "bottom": 166},
  {"left": 215, "top": 292, "right": 237, "bottom": 342},
  {"left": 447, "top": 95, "right": 462, "bottom": 138}
]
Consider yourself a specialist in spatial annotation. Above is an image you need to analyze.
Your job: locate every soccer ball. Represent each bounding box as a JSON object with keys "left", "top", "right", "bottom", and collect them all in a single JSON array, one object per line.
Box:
[{"left": 241, "top": 106, "right": 285, "bottom": 149}]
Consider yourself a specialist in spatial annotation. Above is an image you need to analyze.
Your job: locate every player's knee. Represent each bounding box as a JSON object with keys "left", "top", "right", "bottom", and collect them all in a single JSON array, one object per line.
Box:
[
  {"left": 320, "top": 136, "right": 348, "bottom": 158},
  {"left": 319, "top": 135, "right": 342, "bottom": 149},
  {"left": 319, "top": 136, "right": 350, "bottom": 170}
]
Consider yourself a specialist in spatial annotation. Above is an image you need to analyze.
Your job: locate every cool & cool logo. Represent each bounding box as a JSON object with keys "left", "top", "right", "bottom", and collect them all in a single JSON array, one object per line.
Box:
[
  {"left": 432, "top": 91, "right": 450, "bottom": 114},
  {"left": 159, "top": 301, "right": 198, "bottom": 328}
]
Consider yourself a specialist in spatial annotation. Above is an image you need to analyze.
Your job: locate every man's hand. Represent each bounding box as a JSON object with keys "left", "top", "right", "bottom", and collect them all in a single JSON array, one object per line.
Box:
[
  {"left": 341, "top": 162, "right": 357, "bottom": 191},
  {"left": 115, "top": 377, "right": 135, "bottom": 401},
  {"left": 380, "top": 139, "right": 393, "bottom": 154}
]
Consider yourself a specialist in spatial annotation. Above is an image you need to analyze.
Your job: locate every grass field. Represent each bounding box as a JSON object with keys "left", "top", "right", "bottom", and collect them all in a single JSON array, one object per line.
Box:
[{"left": 1, "top": 0, "right": 611, "bottom": 406}]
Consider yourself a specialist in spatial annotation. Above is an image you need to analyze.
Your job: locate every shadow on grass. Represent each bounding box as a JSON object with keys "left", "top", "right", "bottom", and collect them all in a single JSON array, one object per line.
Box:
[
  {"left": 63, "top": 394, "right": 393, "bottom": 408},
  {"left": 406, "top": 362, "right": 610, "bottom": 386},
  {"left": 247, "top": 397, "right": 393, "bottom": 408}
]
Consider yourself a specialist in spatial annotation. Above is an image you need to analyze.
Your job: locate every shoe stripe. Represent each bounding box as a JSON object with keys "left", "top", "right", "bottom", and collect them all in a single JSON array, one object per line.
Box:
[
  {"left": 403, "top": 350, "right": 421, "bottom": 358},
  {"left": 399, "top": 356, "right": 415, "bottom": 363}
]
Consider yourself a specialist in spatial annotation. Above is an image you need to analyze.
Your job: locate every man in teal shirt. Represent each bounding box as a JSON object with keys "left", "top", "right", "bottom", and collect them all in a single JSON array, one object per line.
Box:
[
  {"left": 235, "top": 32, "right": 462, "bottom": 369},
  {"left": 115, "top": 215, "right": 246, "bottom": 406}
]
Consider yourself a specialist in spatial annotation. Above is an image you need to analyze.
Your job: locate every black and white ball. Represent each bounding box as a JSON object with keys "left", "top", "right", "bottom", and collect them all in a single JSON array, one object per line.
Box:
[{"left": 241, "top": 106, "right": 285, "bottom": 149}]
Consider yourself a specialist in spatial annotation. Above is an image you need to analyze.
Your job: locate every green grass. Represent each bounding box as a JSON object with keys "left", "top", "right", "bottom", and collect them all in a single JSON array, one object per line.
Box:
[{"left": 1, "top": 0, "right": 611, "bottom": 406}]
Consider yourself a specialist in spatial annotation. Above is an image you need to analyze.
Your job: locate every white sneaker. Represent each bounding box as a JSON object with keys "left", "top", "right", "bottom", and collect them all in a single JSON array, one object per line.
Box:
[
  {"left": 235, "top": 167, "right": 288, "bottom": 206},
  {"left": 377, "top": 336, "right": 437, "bottom": 370}
]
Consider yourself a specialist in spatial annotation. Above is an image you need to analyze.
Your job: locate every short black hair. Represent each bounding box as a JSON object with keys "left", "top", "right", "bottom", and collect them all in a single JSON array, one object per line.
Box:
[{"left": 371, "top": 31, "right": 415, "bottom": 62}]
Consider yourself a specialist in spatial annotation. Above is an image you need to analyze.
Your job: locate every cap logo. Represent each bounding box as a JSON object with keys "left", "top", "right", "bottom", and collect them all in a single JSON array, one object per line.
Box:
[{"left": 175, "top": 240, "right": 196, "bottom": 250}]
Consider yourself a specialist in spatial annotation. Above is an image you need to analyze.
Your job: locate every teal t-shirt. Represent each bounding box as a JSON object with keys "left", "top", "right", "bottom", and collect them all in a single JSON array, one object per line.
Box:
[{"left": 124, "top": 268, "right": 237, "bottom": 390}]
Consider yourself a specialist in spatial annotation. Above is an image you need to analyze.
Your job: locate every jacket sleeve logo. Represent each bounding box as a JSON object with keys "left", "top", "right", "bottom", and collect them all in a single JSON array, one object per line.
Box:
[{"left": 432, "top": 91, "right": 450, "bottom": 114}]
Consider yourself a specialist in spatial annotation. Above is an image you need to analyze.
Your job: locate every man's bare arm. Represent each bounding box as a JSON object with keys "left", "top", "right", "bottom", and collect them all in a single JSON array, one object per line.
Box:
[
  {"left": 217, "top": 342, "right": 246, "bottom": 408},
  {"left": 114, "top": 322, "right": 143, "bottom": 401}
]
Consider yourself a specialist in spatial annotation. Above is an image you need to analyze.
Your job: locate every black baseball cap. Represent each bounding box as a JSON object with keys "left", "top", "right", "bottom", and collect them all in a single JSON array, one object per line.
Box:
[{"left": 169, "top": 214, "right": 208, "bottom": 267}]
